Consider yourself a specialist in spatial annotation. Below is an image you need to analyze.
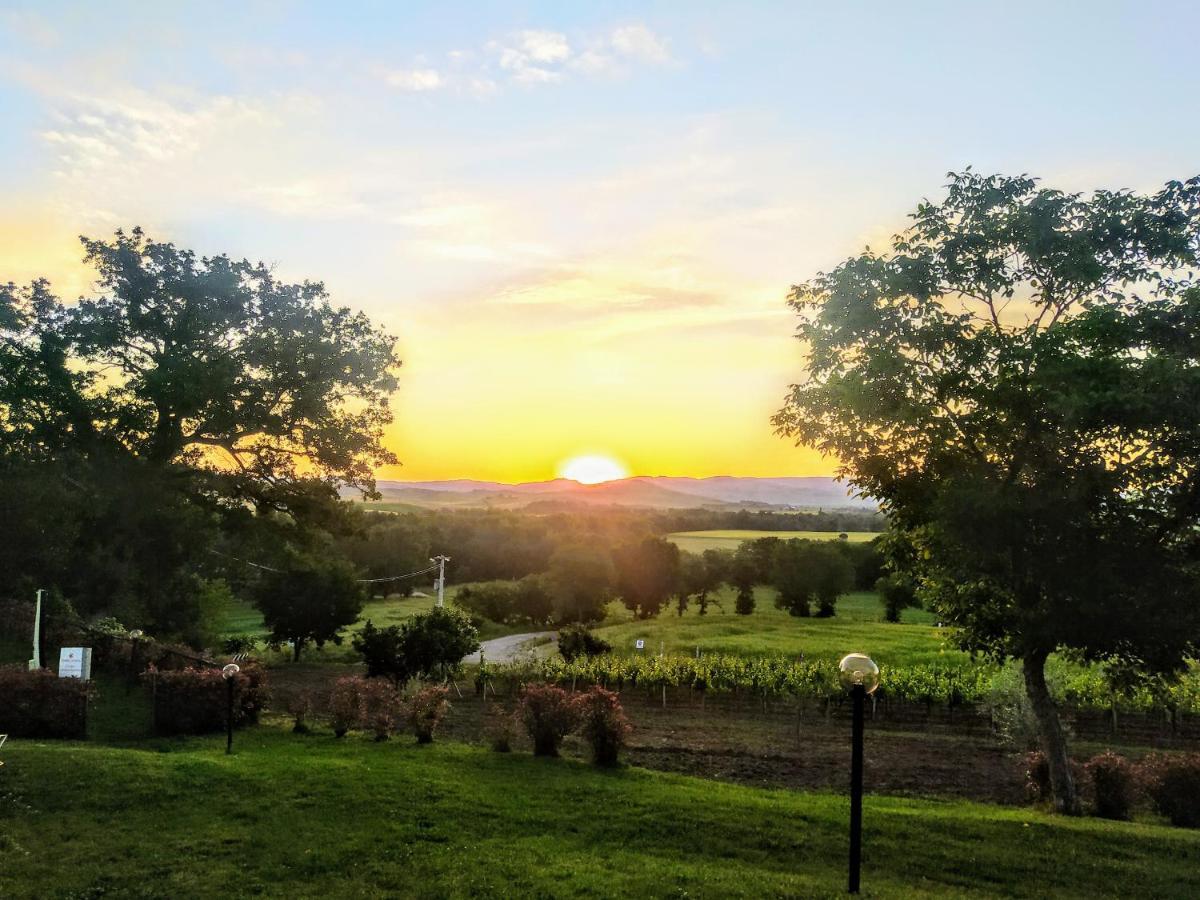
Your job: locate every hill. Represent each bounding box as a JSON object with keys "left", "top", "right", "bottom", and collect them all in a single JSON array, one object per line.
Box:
[{"left": 365, "top": 475, "right": 873, "bottom": 510}]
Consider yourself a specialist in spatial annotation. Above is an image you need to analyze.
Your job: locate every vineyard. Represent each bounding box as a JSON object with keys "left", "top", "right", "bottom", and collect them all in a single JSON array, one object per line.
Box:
[{"left": 483, "top": 653, "right": 1200, "bottom": 716}]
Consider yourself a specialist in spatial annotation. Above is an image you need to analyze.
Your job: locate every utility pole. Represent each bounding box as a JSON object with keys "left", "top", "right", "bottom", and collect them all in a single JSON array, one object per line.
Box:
[
  {"left": 430, "top": 555, "right": 451, "bottom": 607},
  {"left": 29, "top": 589, "right": 43, "bottom": 670}
]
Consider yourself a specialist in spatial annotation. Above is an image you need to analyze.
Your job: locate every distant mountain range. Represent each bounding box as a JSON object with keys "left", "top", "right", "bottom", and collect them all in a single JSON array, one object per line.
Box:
[{"left": 362, "top": 476, "right": 874, "bottom": 510}]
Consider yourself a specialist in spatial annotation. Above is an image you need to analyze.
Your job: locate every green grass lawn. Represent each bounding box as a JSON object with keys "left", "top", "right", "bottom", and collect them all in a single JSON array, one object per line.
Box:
[
  {"left": 667, "top": 529, "right": 879, "bottom": 554},
  {"left": 592, "top": 587, "right": 963, "bottom": 668},
  {"left": 1, "top": 728, "right": 1196, "bottom": 898}
]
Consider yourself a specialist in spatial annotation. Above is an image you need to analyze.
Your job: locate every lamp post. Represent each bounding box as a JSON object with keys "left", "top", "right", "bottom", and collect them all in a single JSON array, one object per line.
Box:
[
  {"left": 839, "top": 653, "right": 880, "bottom": 895},
  {"left": 222, "top": 663, "right": 240, "bottom": 755},
  {"left": 127, "top": 630, "right": 144, "bottom": 693}
]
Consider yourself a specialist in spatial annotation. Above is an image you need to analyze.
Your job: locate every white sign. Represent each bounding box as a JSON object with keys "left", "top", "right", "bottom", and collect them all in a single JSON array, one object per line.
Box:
[
  {"left": 58, "top": 647, "right": 92, "bottom": 681},
  {"left": 635, "top": 639, "right": 645, "bottom": 650}
]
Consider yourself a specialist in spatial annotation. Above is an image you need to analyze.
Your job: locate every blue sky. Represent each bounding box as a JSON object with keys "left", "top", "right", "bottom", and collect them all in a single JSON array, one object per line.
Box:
[{"left": 2, "top": 1, "right": 1197, "bottom": 480}]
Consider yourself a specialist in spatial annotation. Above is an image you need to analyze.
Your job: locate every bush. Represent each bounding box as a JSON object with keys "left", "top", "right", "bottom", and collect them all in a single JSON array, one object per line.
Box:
[
  {"left": 329, "top": 676, "right": 366, "bottom": 738},
  {"left": 353, "top": 607, "right": 479, "bottom": 685},
  {"left": 221, "top": 635, "right": 259, "bottom": 656},
  {"left": 1085, "top": 751, "right": 1135, "bottom": 820},
  {"left": 1140, "top": 752, "right": 1200, "bottom": 827},
  {"left": 1023, "top": 750, "right": 1085, "bottom": 805},
  {"left": 557, "top": 624, "right": 612, "bottom": 662},
  {"left": 360, "top": 678, "right": 405, "bottom": 741},
  {"left": 287, "top": 691, "right": 314, "bottom": 734},
  {"left": 0, "top": 665, "right": 93, "bottom": 738},
  {"left": 147, "top": 663, "right": 268, "bottom": 736},
  {"left": 487, "top": 710, "right": 517, "bottom": 753},
  {"left": 408, "top": 684, "right": 451, "bottom": 744},
  {"left": 518, "top": 683, "right": 578, "bottom": 756},
  {"left": 734, "top": 586, "right": 755, "bottom": 615},
  {"left": 574, "top": 686, "right": 631, "bottom": 766}
]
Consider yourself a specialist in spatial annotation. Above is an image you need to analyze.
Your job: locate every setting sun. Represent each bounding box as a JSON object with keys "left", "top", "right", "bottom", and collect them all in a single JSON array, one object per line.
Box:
[{"left": 558, "top": 454, "right": 629, "bottom": 485}]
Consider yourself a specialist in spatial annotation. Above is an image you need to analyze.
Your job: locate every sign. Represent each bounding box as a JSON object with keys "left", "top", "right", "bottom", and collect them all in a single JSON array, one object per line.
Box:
[
  {"left": 635, "top": 639, "right": 645, "bottom": 650},
  {"left": 58, "top": 647, "right": 92, "bottom": 681}
]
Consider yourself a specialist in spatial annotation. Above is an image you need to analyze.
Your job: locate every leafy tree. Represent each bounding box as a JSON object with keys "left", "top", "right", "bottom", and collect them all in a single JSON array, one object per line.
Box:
[
  {"left": 545, "top": 544, "right": 614, "bottom": 623},
  {"left": 697, "top": 548, "right": 731, "bottom": 614},
  {"left": 557, "top": 624, "right": 613, "bottom": 661},
  {"left": 876, "top": 573, "right": 919, "bottom": 623},
  {"left": 729, "top": 546, "right": 757, "bottom": 615},
  {"left": 775, "top": 170, "right": 1200, "bottom": 814},
  {"left": 771, "top": 540, "right": 854, "bottom": 617},
  {"left": 254, "top": 557, "right": 364, "bottom": 661},
  {"left": 613, "top": 536, "right": 681, "bottom": 618},
  {"left": 353, "top": 606, "right": 479, "bottom": 684}
]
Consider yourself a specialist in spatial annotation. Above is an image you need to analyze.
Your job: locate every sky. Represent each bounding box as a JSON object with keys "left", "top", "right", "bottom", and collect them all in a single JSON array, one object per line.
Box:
[{"left": 1, "top": 1, "right": 1198, "bottom": 483}]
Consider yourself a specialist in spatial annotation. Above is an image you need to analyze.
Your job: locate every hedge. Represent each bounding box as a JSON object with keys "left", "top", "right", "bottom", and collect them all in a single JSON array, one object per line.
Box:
[
  {"left": 0, "top": 665, "right": 93, "bottom": 738},
  {"left": 146, "top": 663, "right": 269, "bottom": 736}
]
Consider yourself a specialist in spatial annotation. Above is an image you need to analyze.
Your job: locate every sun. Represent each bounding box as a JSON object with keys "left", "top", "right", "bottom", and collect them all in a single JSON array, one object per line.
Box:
[{"left": 558, "top": 454, "right": 629, "bottom": 485}]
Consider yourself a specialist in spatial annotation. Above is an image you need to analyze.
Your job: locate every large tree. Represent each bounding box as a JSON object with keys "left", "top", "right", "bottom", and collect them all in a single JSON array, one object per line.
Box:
[
  {"left": 613, "top": 536, "right": 681, "bottom": 619},
  {"left": 1, "top": 229, "right": 401, "bottom": 638},
  {"left": 775, "top": 171, "right": 1200, "bottom": 814}
]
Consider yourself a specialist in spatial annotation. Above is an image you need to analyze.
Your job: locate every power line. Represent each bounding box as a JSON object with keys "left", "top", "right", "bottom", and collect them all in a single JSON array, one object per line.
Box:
[{"left": 207, "top": 549, "right": 440, "bottom": 584}]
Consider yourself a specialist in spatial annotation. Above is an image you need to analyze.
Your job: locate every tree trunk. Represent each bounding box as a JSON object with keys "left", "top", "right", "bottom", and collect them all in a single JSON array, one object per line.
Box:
[{"left": 1022, "top": 649, "right": 1080, "bottom": 815}]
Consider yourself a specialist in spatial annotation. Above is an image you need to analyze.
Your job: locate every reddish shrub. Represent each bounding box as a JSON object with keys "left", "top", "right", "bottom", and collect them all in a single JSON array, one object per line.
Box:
[
  {"left": 329, "top": 676, "right": 366, "bottom": 737},
  {"left": 1084, "top": 751, "right": 1135, "bottom": 820},
  {"left": 1023, "top": 750, "right": 1085, "bottom": 805},
  {"left": 287, "top": 691, "right": 314, "bottom": 734},
  {"left": 146, "top": 663, "right": 268, "bottom": 736},
  {"left": 518, "top": 683, "right": 579, "bottom": 757},
  {"left": 1140, "top": 752, "right": 1200, "bottom": 828},
  {"left": 360, "top": 678, "right": 405, "bottom": 741},
  {"left": 487, "top": 710, "right": 518, "bottom": 753},
  {"left": 0, "top": 665, "right": 93, "bottom": 738},
  {"left": 574, "top": 685, "right": 631, "bottom": 766},
  {"left": 408, "top": 684, "right": 451, "bottom": 744}
]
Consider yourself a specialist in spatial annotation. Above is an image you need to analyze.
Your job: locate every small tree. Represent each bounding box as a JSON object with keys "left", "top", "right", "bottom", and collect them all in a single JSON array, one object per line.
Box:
[
  {"left": 729, "top": 547, "right": 757, "bottom": 615},
  {"left": 557, "top": 624, "right": 612, "bottom": 662},
  {"left": 254, "top": 557, "right": 364, "bottom": 662},
  {"left": 545, "top": 544, "right": 614, "bottom": 623},
  {"left": 876, "top": 573, "right": 919, "bottom": 623}
]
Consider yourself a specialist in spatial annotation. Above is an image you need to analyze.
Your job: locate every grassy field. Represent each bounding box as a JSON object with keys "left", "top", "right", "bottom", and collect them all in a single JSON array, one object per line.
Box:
[
  {"left": 2, "top": 728, "right": 1197, "bottom": 899},
  {"left": 667, "top": 529, "right": 879, "bottom": 554},
  {"left": 592, "top": 587, "right": 961, "bottom": 667}
]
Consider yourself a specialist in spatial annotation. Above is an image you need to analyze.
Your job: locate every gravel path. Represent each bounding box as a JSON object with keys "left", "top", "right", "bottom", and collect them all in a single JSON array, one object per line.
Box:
[{"left": 463, "top": 631, "right": 555, "bottom": 665}]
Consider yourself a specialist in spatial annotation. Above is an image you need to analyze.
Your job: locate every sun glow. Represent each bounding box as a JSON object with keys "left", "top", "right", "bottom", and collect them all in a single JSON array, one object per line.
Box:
[{"left": 558, "top": 454, "right": 629, "bottom": 485}]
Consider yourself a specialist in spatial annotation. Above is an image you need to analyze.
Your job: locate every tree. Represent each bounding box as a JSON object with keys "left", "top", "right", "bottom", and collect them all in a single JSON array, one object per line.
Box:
[
  {"left": 545, "top": 544, "right": 614, "bottom": 623},
  {"left": 353, "top": 607, "right": 479, "bottom": 684},
  {"left": 254, "top": 557, "right": 364, "bottom": 661},
  {"left": 876, "top": 573, "right": 919, "bottom": 623},
  {"left": 613, "top": 536, "right": 681, "bottom": 618},
  {"left": 729, "top": 546, "right": 757, "bottom": 615},
  {"left": 771, "top": 540, "right": 854, "bottom": 618},
  {"left": 697, "top": 548, "right": 731, "bottom": 614},
  {"left": 775, "top": 171, "right": 1200, "bottom": 815}
]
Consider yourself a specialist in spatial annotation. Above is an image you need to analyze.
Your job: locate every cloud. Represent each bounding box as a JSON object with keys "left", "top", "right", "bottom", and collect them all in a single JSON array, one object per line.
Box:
[
  {"left": 384, "top": 68, "right": 443, "bottom": 91},
  {"left": 610, "top": 25, "right": 671, "bottom": 64}
]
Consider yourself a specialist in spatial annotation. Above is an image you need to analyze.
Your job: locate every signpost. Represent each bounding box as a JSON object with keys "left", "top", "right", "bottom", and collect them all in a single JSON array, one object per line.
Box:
[
  {"left": 635, "top": 639, "right": 645, "bottom": 650},
  {"left": 28, "top": 588, "right": 43, "bottom": 670}
]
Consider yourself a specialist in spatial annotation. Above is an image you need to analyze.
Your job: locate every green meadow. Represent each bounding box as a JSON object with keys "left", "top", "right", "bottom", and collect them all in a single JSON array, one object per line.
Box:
[
  {"left": 2, "top": 729, "right": 1197, "bottom": 899},
  {"left": 666, "top": 529, "right": 878, "bottom": 554}
]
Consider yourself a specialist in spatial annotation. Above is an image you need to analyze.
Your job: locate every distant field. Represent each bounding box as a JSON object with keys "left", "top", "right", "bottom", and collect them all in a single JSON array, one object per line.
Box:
[
  {"left": 666, "top": 529, "right": 879, "bottom": 554},
  {"left": 592, "top": 587, "right": 958, "bottom": 668},
  {"left": 4, "top": 730, "right": 1197, "bottom": 899}
]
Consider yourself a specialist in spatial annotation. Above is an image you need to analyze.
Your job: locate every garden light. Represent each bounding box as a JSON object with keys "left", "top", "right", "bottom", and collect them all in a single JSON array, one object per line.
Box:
[
  {"left": 222, "top": 663, "right": 240, "bottom": 755},
  {"left": 839, "top": 652, "right": 878, "bottom": 894}
]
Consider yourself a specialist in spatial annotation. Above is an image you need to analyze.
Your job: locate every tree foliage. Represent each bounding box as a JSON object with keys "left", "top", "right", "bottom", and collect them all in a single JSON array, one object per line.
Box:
[
  {"left": 254, "top": 557, "right": 365, "bottom": 661},
  {"left": 613, "top": 536, "right": 681, "bottom": 618},
  {"left": 775, "top": 170, "right": 1200, "bottom": 814}
]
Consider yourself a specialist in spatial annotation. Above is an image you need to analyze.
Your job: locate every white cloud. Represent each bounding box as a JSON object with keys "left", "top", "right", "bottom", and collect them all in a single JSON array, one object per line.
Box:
[
  {"left": 516, "top": 30, "right": 571, "bottom": 64},
  {"left": 610, "top": 25, "right": 671, "bottom": 64},
  {"left": 385, "top": 68, "right": 443, "bottom": 91}
]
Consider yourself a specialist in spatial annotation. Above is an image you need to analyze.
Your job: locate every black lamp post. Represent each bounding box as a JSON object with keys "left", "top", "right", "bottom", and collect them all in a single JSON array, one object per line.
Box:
[
  {"left": 222, "top": 663, "right": 240, "bottom": 755},
  {"left": 127, "top": 629, "right": 143, "bottom": 694},
  {"left": 838, "top": 653, "right": 880, "bottom": 895}
]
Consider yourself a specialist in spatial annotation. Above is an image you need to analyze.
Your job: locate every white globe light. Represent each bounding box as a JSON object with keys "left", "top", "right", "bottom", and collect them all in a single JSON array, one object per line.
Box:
[
  {"left": 222, "top": 663, "right": 241, "bottom": 680},
  {"left": 838, "top": 653, "right": 880, "bottom": 694}
]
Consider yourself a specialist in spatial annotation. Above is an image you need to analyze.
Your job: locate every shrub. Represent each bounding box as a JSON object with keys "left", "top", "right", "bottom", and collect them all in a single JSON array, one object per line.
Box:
[
  {"left": 518, "top": 683, "right": 578, "bottom": 757},
  {"left": 408, "top": 684, "right": 451, "bottom": 744},
  {"left": 329, "top": 676, "right": 366, "bottom": 737},
  {"left": 1140, "top": 752, "right": 1200, "bottom": 827},
  {"left": 147, "top": 663, "right": 268, "bottom": 736},
  {"left": 0, "top": 665, "right": 93, "bottom": 738},
  {"left": 287, "top": 691, "right": 314, "bottom": 734},
  {"left": 360, "top": 678, "right": 405, "bottom": 741},
  {"left": 1024, "top": 750, "right": 1085, "bottom": 805},
  {"left": 557, "top": 624, "right": 612, "bottom": 662},
  {"left": 574, "top": 685, "right": 631, "bottom": 766},
  {"left": 353, "top": 608, "right": 479, "bottom": 685},
  {"left": 1084, "top": 751, "right": 1135, "bottom": 820},
  {"left": 221, "top": 635, "right": 259, "bottom": 656},
  {"left": 487, "top": 710, "right": 517, "bottom": 753},
  {"left": 734, "top": 585, "right": 756, "bottom": 615}
]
